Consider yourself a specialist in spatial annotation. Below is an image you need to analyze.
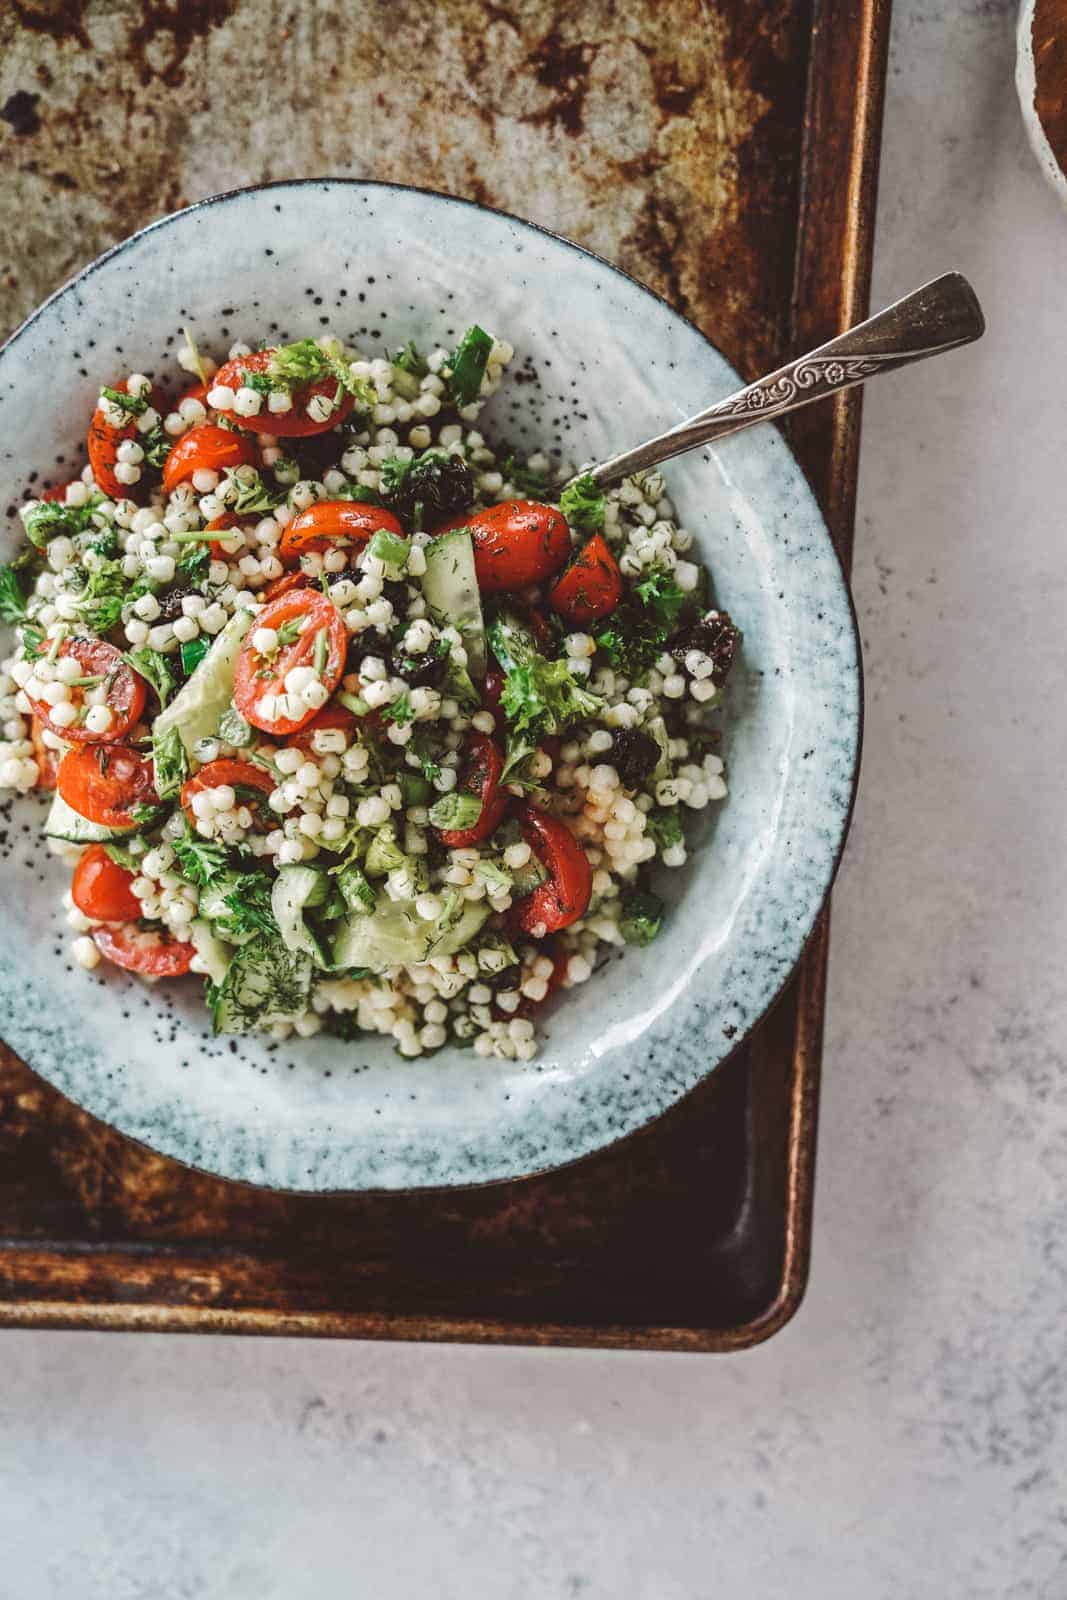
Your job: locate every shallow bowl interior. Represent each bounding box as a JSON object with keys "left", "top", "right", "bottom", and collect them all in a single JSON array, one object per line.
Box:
[{"left": 0, "top": 180, "right": 860, "bottom": 1191}]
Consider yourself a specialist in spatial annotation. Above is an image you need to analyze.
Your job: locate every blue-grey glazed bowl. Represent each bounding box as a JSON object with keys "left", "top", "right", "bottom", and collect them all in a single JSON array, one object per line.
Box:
[{"left": 0, "top": 180, "right": 861, "bottom": 1191}]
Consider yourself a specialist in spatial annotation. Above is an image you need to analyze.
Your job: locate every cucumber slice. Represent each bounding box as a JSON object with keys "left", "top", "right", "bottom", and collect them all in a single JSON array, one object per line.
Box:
[
  {"left": 272, "top": 865, "right": 331, "bottom": 968},
  {"left": 43, "top": 792, "right": 134, "bottom": 845},
  {"left": 422, "top": 526, "right": 486, "bottom": 678},
  {"left": 332, "top": 897, "right": 489, "bottom": 972},
  {"left": 188, "top": 919, "right": 233, "bottom": 986},
  {"left": 152, "top": 609, "right": 252, "bottom": 760}
]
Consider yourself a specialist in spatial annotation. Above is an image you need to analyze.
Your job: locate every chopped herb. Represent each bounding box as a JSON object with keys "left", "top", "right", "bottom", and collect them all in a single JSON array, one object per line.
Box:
[
  {"left": 20, "top": 496, "right": 102, "bottom": 551},
  {"left": 129, "top": 802, "right": 163, "bottom": 827},
  {"left": 474, "top": 858, "right": 512, "bottom": 892},
  {"left": 594, "top": 604, "right": 670, "bottom": 682},
  {"left": 124, "top": 647, "right": 177, "bottom": 708},
  {"left": 487, "top": 612, "right": 602, "bottom": 738},
  {"left": 100, "top": 384, "right": 147, "bottom": 418},
  {"left": 275, "top": 617, "right": 303, "bottom": 648},
  {"left": 151, "top": 724, "right": 189, "bottom": 800},
  {"left": 266, "top": 338, "right": 375, "bottom": 409},
  {"left": 619, "top": 888, "right": 664, "bottom": 947},
  {"left": 560, "top": 473, "right": 605, "bottom": 535},
  {"left": 499, "top": 729, "right": 542, "bottom": 791},
  {"left": 239, "top": 367, "right": 277, "bottom": 396},
  {"left": 177, "top": 541, "right": 211, "bottom": 585},
  {"left": 409, "top": 731, "right": 442, "bottom": 784},
  {"left": 173, "top": 825, "right": 229, "bottom": 887},
  {"left": 103, "top": 841, "right": 143, "bottom": 871},
  {"left": 427, "top": 791, "right": 482, "bottom": 830},
  {"left": 635, "top": 568, "right": 686, "bottom": 630},
  {"left": 140, "top": 427, "right": 172, "bottom": 470},
  {"left": 381, "top": 691, "right": 415, "bottom": 726},
  {"left": 0, "top": 565, "right": 29, "bottom": 624},
  {"left": 89, "top": 529, "right": 120, "bottom": 559},
  {"left": 222, "top": 871, "right": 277, "bottom": 939},
  {"left": 645, "top": 808, "right": 684, "bottom": 851},
  {"left": 19, "top": 623, "right": 45, "bottom": 659},
  {"left": 224, "top": 466, "right": 284, "bottom": 516},
  {"left": 392, "top": 340, "right": 428, "bottom": 377},
  {"left": 447, "top": 325, "right": 493, "bottom": 407}
]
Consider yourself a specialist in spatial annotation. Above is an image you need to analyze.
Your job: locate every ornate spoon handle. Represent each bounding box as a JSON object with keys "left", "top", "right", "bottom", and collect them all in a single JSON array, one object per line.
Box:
[{"left": 584, "top": 272, "right": 984, "bottom": 488}]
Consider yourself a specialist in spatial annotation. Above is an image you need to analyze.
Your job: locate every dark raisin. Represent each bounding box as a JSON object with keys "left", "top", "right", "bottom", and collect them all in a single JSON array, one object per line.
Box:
[
  {"left": 158, "top": 584, "right": 194, "bottom": 621},
  {"left": 669, "top": 609, "right": 741, "bottom": 684},
  {"left": 609, "top": 726, "right": 660, "bottom": 790}
]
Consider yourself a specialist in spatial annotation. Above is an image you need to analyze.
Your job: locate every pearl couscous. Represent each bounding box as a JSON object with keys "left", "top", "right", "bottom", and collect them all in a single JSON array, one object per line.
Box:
[{"left": 0, "top": 325, "right": 740, "bottom": 1059}]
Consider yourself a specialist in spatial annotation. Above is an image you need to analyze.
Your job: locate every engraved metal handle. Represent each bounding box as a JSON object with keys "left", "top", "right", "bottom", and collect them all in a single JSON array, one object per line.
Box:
[{"left": 584, "top": 272, "right": 985, "bottom": 488}]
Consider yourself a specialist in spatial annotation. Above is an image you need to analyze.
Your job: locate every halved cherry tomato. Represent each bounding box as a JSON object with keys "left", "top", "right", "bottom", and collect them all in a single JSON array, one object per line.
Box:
[
  {"left": 233, "top": 588, "right": 347, "bottom": 736},
  {"left": 279, "top": 501, "right": 405, "bottom": 567},
  {"left": 211, "top": 349, "right": 356, "bottom": 437},
  {"left": 181, "top": 758, "right": 276, "bottom": 830},
  {"left": 494, "top": 936, "right": 568, "bottom": 1022},
  {"left": 30, "top": 717, "right": 61, "bottom": 790},
  {"left": 87, "top": 380, "right": 142, "bottom": 500},
  {"left": 436, "top": 732, "right": 510, "bottom": 847},
  {"left": 435, "top": 500, "right": 570, "bottom": 594},
  {"left": 57, "top": 743, "right": 157, "bottom": 828},
  {"left": 71, "top": 845, "right": 142, "bottom": 922},
  {"left": 264, "top": 570, "right": 310, "bottom": 603},
  {"left": 41, "top": 485, "right": 69, "bottom": 504},
  {"left": 179, "top": 381, "right": 212, "bottom": 407},
  {"left": 549, "top": 533, "right": 622, "bottom": 625},
  {"left": 162, "top": 424, "right": 259, "bottom": 495},
  {"left": 510, "top": 804, "right": 592, "bottom": 935},
  {"left": 27, "top": 638, "right": 147, "bottom": 744},
  {"left": 92, "top": 924, "right": 195, "bottom": 978},
  {"left": 288, "top": 702, "right": 358, "bottom": 753}
]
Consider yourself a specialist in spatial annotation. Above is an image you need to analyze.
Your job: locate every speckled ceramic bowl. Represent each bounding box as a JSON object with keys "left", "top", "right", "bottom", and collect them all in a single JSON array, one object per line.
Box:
[{"left": 0, "top": 180, "right": 861, "bottom": 1191}]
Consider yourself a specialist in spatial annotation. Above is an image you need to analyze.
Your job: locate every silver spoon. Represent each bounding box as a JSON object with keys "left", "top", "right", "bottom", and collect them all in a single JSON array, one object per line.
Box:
[{"left": 582, "top": 272, "right": 984, "bottom": 488}]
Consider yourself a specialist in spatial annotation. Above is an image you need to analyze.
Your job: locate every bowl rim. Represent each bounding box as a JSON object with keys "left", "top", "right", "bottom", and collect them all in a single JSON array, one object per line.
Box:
[{"left": 0, "top": 176, "right": 864, "bottom": 1192}]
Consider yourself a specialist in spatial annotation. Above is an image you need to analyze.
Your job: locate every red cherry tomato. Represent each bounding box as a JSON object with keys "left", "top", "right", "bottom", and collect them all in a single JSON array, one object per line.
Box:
[
  {"left": 263, "top": 570, "right": 310, "bottom": 603},
  {"left": 211, "top": 350, "right": 356, "bottom": 437},
  {"left": 494, "top": 936, "right": 569, "bottom": 1022},
  {"left": 278, "top": 500, "right": 405, "bottom": 567},
  {"left": 233, "top": 588, "right": 347, "bottom": 736},
  {"left": 288, "top": 702, "right": 358, "bottom": 753},
  {"left": 162, "top": 424, "right": 259, "bottom": 495},
  {"left": 27, "top": 638, "right": 147, "bottom": 744},
  {"left": 510, "top": 804, "right": 592, "bottom": 935},
  {"left": 87, "top": 380, "right": 143, "bottom": 500},
  {"left": 40, "top": 485, "right": 69, "bottom": 504},
  {"left": 92, "top": 924, "right": 195, "bottom": 978},
  {"left": 435, "top": 732, "right": 510, "bottom": 847},
  {"left": 548, "top": 533, "right": 622, "bottom": 625},
  {"left": 30, "top": 717, "right": 60, "bottom": 790},
  {"left": 180, "top": 758, "right": 276, "bottom": 830},
  {"left": 57, "top": 743, "right": 157, "bottom": 828},
  {"left": 435, "top": 500, "right": 570, "bottom": 594},
  {"left": 71, "top": 845, "right": 142, "bottom": 922},
  {"left": 179, "top": 381, "right": 212, "bottom": 407}
]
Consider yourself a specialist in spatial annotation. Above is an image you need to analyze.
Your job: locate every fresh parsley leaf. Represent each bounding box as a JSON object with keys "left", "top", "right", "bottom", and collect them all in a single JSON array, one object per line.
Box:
[
  {"left": 222, "top": 871, "right": 277, "bottom": 939},
  {"left": 130, "top": 802, "right": 164, "bottom": 827},
  {"left": 172, "top": 826, "right": 229, "bottom": 887},
  {"left": 100, "top": 384, "right": 147, "bottom": 418},
  {"left": 560, "top": 473, "right": 605, "bottom": 535},
  {"left": 140, "top": 426, "right": 172, "bottom": 470},
  {"left": 177, "top": 541, "right": 211, "bottom": 585},
  {"left": 645, "top": 808, "right": 684, "bottom": 851},
  {"left": 266, "top": 338, "right": 375, "bottom": 410},
  {"left": 619, "top": 888, "right": 664, "bottom": 947},
  {"left": 381, "top": 691, "right": 415, "bottom": 726},
  {"left": 0, "top": 565, "right": 29, "bottom": 624},
  {"left": 20, "top": 497, "right": 100, "bottom": 551},
  {"left": 447, "top": 325, "right": 493, "bottom": 407},
  {"left": 240, "top": 367, "right": 277, "bottom": 396},
  {"left": 635, "top": 568, "right": 686, "bottom": 630},
  {"left": 152, "top": 724, "right": 189, "bottom": 800},
  {"left": 124, "top": 647, "right": 177, "bottom": 708},
  {"left": 499, "top": 660, "right": 601, "bottom": 738},
  {"left": 223, "top": 466, "right": 284, "bottom": 516},
  {"left": 427, "top": 791, "right": 482, "bottom": 830},
  {"left": 19, "top": 623, "right": 45, "bottom": 659},
  {"left": 409, "top": 732, "right": 442, "bottom": 785},
  {"left": 392, "top": 341, "right": 428, "bottom": 377},
  {"left": 90, "top": 529, "right": 120, "bottom": 559},
  {"left": 594, "top": 606, "right": 669, "bottom": 682}
]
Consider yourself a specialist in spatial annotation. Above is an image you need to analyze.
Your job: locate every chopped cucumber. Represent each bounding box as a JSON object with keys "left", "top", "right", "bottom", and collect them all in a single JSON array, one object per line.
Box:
[
  {"left": 272, "top": 865, "right": 331, "bottom": 968},
  {"left": 152, "top": 609, "right": 252, "bottom": 760},
  {"left": 422, "top": 526, "right": 486, "bottom": 678},
  {"left": 331, "top": 897, "right": 490, "bottom": 972},
  {"left": 188, "top": 918, "right": 233, "bottom": 986},
  {"left": 43, "top": 792, "right": 134, "bottom": 845}
]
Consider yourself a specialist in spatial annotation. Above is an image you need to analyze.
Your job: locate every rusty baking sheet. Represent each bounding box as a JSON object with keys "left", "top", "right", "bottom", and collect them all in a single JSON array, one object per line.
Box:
[{"left": 0, "top": 0, "right": 889, "bottom": 1350}]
